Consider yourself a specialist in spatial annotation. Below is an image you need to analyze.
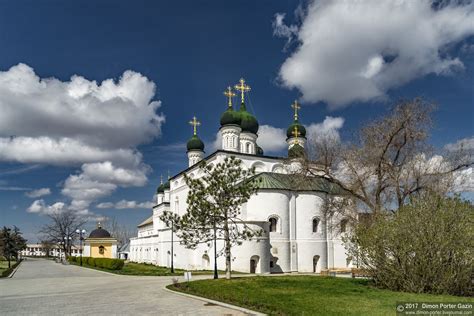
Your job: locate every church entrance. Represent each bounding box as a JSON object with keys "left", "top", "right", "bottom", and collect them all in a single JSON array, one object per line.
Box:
[
  {"left": 250, "top": 255, "right": 259, "bottom": 273},
  {"left": 313, "top": 255, "right": 320, "bottom": 273}
]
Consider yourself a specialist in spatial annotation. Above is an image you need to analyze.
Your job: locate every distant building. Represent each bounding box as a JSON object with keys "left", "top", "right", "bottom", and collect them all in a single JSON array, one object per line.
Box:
[{"left": 21, "top": 244, "right": 82, "bottom": 258}]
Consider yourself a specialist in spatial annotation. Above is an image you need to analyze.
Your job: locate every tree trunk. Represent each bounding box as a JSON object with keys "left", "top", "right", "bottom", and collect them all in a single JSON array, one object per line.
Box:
[{"left": 224, "top": 221, "right": 231, "bottom": 279}]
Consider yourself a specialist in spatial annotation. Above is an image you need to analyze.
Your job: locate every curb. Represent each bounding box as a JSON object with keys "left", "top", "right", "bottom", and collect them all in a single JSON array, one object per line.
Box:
[
  {"left": 5, "top": 260, "right": 22, "bottom": 278},
  {"left": 163, "top": 285, "right": 266, "bottom": 316}
]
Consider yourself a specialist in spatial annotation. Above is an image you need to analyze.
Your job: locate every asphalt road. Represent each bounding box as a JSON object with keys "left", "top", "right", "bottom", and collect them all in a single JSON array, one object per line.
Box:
[{"left": 0, "top": 258, "right": 245, "bottom": 316}]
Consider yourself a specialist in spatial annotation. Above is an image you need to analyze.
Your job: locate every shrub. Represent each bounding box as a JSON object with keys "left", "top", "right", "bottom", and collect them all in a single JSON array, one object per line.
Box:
[
  {"left": 346, "top": 194, "right": 474, "bottom": 296},
  {"left": 68, "top": 256, "right": 76, "bottom": 263},
  {"left": 73, "top": 256, "right": 124, "bottom": 270}
]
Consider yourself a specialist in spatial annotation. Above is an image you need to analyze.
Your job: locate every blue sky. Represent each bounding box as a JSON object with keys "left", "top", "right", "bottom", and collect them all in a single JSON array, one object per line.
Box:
[{"left": 0, "top": 0, "right": 472, "bottom": 242}]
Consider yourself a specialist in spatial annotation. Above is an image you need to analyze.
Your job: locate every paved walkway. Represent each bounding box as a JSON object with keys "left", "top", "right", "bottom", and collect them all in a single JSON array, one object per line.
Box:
[{"left": 0, "top": 258, "right": 246, "bottom": 316}]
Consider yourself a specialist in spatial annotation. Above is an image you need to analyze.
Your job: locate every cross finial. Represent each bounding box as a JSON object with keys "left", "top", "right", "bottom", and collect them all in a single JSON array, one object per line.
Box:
[
  {"left": 292, "top": 126, "right": 301, "bottom": 144},
  {"left": 188, "top": 116, "right": 201, "bottom": 136},
  {"left": 223, "top": 86, "right": 236, "bottom": 108},
  {"left": 291, "top": 100, "right": 301, "bottom": 121},
  {"left": 234, "top": 78, "right": 251, "bottom": 104},
  {"left": 167, "top": 170, "right": 170, "bottom": 180},
  {"left": 160, "top": 174, "right": 163, "bottom": 185}
]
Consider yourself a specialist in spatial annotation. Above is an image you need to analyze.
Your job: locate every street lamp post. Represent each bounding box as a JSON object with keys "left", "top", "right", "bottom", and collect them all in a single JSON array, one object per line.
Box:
[
  {"left": 213, "top": 220, "right": 218, "bottom": 279},
  {"left": 75, "top": 229, "right": 86, "bottom": 266},
  {"left": 170, "top": 221, "right": 174, "bottom": 273}
]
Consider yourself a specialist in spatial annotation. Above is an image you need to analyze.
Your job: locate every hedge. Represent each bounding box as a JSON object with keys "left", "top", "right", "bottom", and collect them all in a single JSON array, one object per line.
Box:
[{"left": 68, "top": 256, "right": 124, "bottom": 270}]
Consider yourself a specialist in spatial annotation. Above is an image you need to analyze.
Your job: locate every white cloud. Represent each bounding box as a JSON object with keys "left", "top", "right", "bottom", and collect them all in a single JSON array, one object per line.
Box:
[
  {"left": 96, "top": 202, "right": 115, "bottom": 209},
  {"left": 25, "top": 188, "right": 51, "bottom": 198},
  {"left": 257, "top": 125, "right": 288, "bottom": 152},
  {"left": 0, "top": 137, "right": 140, "bottom": 166},
  {"left": 0, "top": 64, "right": 164, "bottom": 151},
  {"left": 445, "top": 136, "right": 474, "bottom": 151},
  {"left": 306, "top": 116, "right": 345, "bottom": 143},
  {"left": 0, "top": 63, "right": 165, "bottom": 217},
  {"left": 26, "top": 199, "right": 90, "bottom": 216},
  {"left": 275, "top": 1, "right": 474, "bottom": 108},
  {"left": 61, "top": 161, "right": 149, "bottom": 212},
  {"left": 97, "top": 200, "right": 154, "bottom": 209}
]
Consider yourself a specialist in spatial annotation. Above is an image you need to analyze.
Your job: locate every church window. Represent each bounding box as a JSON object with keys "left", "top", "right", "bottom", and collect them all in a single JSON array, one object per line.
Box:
[
  {"left": 312, "top": 218, "right": 319, "bottom": 233},
  {"left": 269, "top": 217, "right": 278, "bottom": 232},
  {"left": 99, "top": 245, "right": 105, "bottom": 254},
  {"left": 270, "top": 260, "right": 274, "bottom": 268},
  {"left": 246, "top": 143, "right": 251, "bottom": 153}
]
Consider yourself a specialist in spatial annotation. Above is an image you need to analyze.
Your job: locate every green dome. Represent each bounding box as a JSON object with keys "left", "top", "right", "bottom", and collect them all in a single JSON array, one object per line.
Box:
[
  {"left": 163, "top": 181, "right": 170, "bottom": 190},
  {"left": 239, "top": 103, "right": 259, "bottom": 134},
  {"left": 286, "top": 120, "right": 306, "bottom": 139},
  {"left": 288, "top": 143, "right": 306, "bottom": 159},
  {"left": 256, "top": 146, "right": 264, "bottom": 156},
  {"left": 156, "top": 183, "right": 165, "bottom": 193},
  {"left": 220, "top": 108, "right": 241, "bottom": 126},
  {"left": 186, "top": 135, "right": 205, "bottom": 152}
]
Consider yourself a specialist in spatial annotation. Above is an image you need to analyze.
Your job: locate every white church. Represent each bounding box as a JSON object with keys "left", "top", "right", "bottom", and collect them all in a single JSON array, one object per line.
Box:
[{"left": 130, "top": 78, "right": 352, "bottom": 274}]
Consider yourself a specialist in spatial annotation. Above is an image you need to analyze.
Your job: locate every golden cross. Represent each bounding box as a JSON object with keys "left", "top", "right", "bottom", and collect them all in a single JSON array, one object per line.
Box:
[
  {"left": 234, "top": 78, "right": 251, "bottom": 103},
  {"left": 291, "top": 100, "right": 301, "bottom": 120},
  {"left": 292, "top": 126, "right": 301, "bottom": 144},
  {"left": 188, "top": 116, "right": 201, "bottom": 136},
  {"left": 223, "top": 86, "right": 236, "bottom": 108}
]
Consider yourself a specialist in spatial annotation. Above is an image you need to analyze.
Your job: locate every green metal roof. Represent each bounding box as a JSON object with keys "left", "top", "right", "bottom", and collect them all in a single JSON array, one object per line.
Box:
[{"left": 250, "top": 172, "right": 343, "bottom": 194}]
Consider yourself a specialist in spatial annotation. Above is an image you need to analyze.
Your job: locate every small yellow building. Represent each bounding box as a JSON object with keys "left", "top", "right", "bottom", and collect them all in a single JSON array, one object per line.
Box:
[{"left": 83, "top": 224, "right": 118, "bottom": 259}]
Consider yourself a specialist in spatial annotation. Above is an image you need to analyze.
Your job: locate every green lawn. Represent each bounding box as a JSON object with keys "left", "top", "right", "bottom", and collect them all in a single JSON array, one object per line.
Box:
[
  {"left": 0, "top": 260, "right": 17, "bottom": 277},
  {"left": 168, "top": 276, "right": 474, "bottom": 316},
  {"left": 72, "top": 261, "right": 233, "bottom": 276}
]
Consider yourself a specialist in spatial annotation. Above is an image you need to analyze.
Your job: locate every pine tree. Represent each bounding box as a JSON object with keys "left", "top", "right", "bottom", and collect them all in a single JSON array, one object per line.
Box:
[{"left": 160, "top": 156, "right": 261, "bottom": 279}]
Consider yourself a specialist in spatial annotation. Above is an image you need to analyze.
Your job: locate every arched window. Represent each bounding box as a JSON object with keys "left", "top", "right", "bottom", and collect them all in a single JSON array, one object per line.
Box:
[
  {"left": 341, "top": 219, "right": 348, "bottom": 233},
  {"left": 269, "top": 217, "right": 278, "bottom": 232},
  {"left": 98, "top": 245, "right": 105, "bottom": 255},
  {"left": 312, "top": 218, "right": 319, "bottom": 233},
  {"left": 246, "top": 143, "right": 251, "bottom": 153}
]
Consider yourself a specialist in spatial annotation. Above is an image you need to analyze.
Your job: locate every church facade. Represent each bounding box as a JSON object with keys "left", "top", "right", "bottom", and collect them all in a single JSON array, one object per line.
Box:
[{"left": 130, "top": 79, "right": 352, "bottom": 274}]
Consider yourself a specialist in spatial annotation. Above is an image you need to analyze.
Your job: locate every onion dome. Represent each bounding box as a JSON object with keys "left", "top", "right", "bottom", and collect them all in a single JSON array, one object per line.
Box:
[
  {"left": 89, "top": 224, "right": 111, "bottom": 238},
  {"left": 286, "top": 120, "right": 306, "bottom": 139},
  {"left": 288, "top": 143, "right": 306, "bottom": 159},
  {"left": 220, "top": 108, "right": 241, "bottom": 127},
  {"left": 256, "top": 146, "right": 264, "bottom": 156},
  {"left": 186, "top": 135, "right": 205, "bottom": 152},
  {"left": 239, "top": 103, "right": 259, "bottom": 134},
  {"left": 157, "top": 183, "right": 165, "bottom": 193},
  {"left": 163, "top": 180, "right": 170, "bottom": 191}
]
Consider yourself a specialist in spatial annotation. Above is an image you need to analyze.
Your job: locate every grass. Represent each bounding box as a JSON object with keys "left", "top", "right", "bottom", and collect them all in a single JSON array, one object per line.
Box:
[
  {"left": 0, "top": 260, "right": 11, "bottom": 273},
  {"left": 168, "top": 276, "right": 474, "bottom": 316},
  {"left": 0, "top": 260, "right": 19, "bottom": 277},
  {"left": 71, "top": 260, "right": 233, "bottom": 276}
]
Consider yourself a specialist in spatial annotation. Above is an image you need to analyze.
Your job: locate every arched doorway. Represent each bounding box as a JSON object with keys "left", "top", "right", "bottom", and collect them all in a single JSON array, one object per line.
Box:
[
  {"left": 313, "top": 255, "right": 320, "bottom": 273},
  {"left": 202, "top": 254, "right": 210, "bottom": 268},
  {"left": 250, "top": 255, "right": 259, "bottom": 273}
]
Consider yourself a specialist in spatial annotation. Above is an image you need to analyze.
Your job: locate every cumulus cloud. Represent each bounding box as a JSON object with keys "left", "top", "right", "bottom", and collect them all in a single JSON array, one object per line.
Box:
[
  {"left": 61, "top": 161, "right": 149, "bottom": 212},
  {"left": 306, "top": 116, "right": 345, "bottom": 143},
  {"left": 25, "top": 188, "right": 51, "bottom": 198},
  {"left": 275, "top": 1, "right": 474, "bottom": 108},
  {"left": 257, "top": 125, "right": 288, "bottom": 152},
  {"left": 97, "top": 200, "right": 154, "bottom": 209},
  {"left": 0, "top": 63, "right": 165, "bottom": 216},
  {"left": 0, "top": 63, "right": 164, "bottom": 151},
  {"left": 445, "top": 136, "right": 474, "bottom": 151}
]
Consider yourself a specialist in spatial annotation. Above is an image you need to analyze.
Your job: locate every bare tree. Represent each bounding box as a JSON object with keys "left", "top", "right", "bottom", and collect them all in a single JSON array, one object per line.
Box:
[
  {"left": 39, "top": 210, "right": 87, "bottom": 257},
  {"left": 300, "top": 98, "right": 472, "bottom": 219},
  {"left": 102, "top": 217, "right": 134, "bottom": 248}
]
